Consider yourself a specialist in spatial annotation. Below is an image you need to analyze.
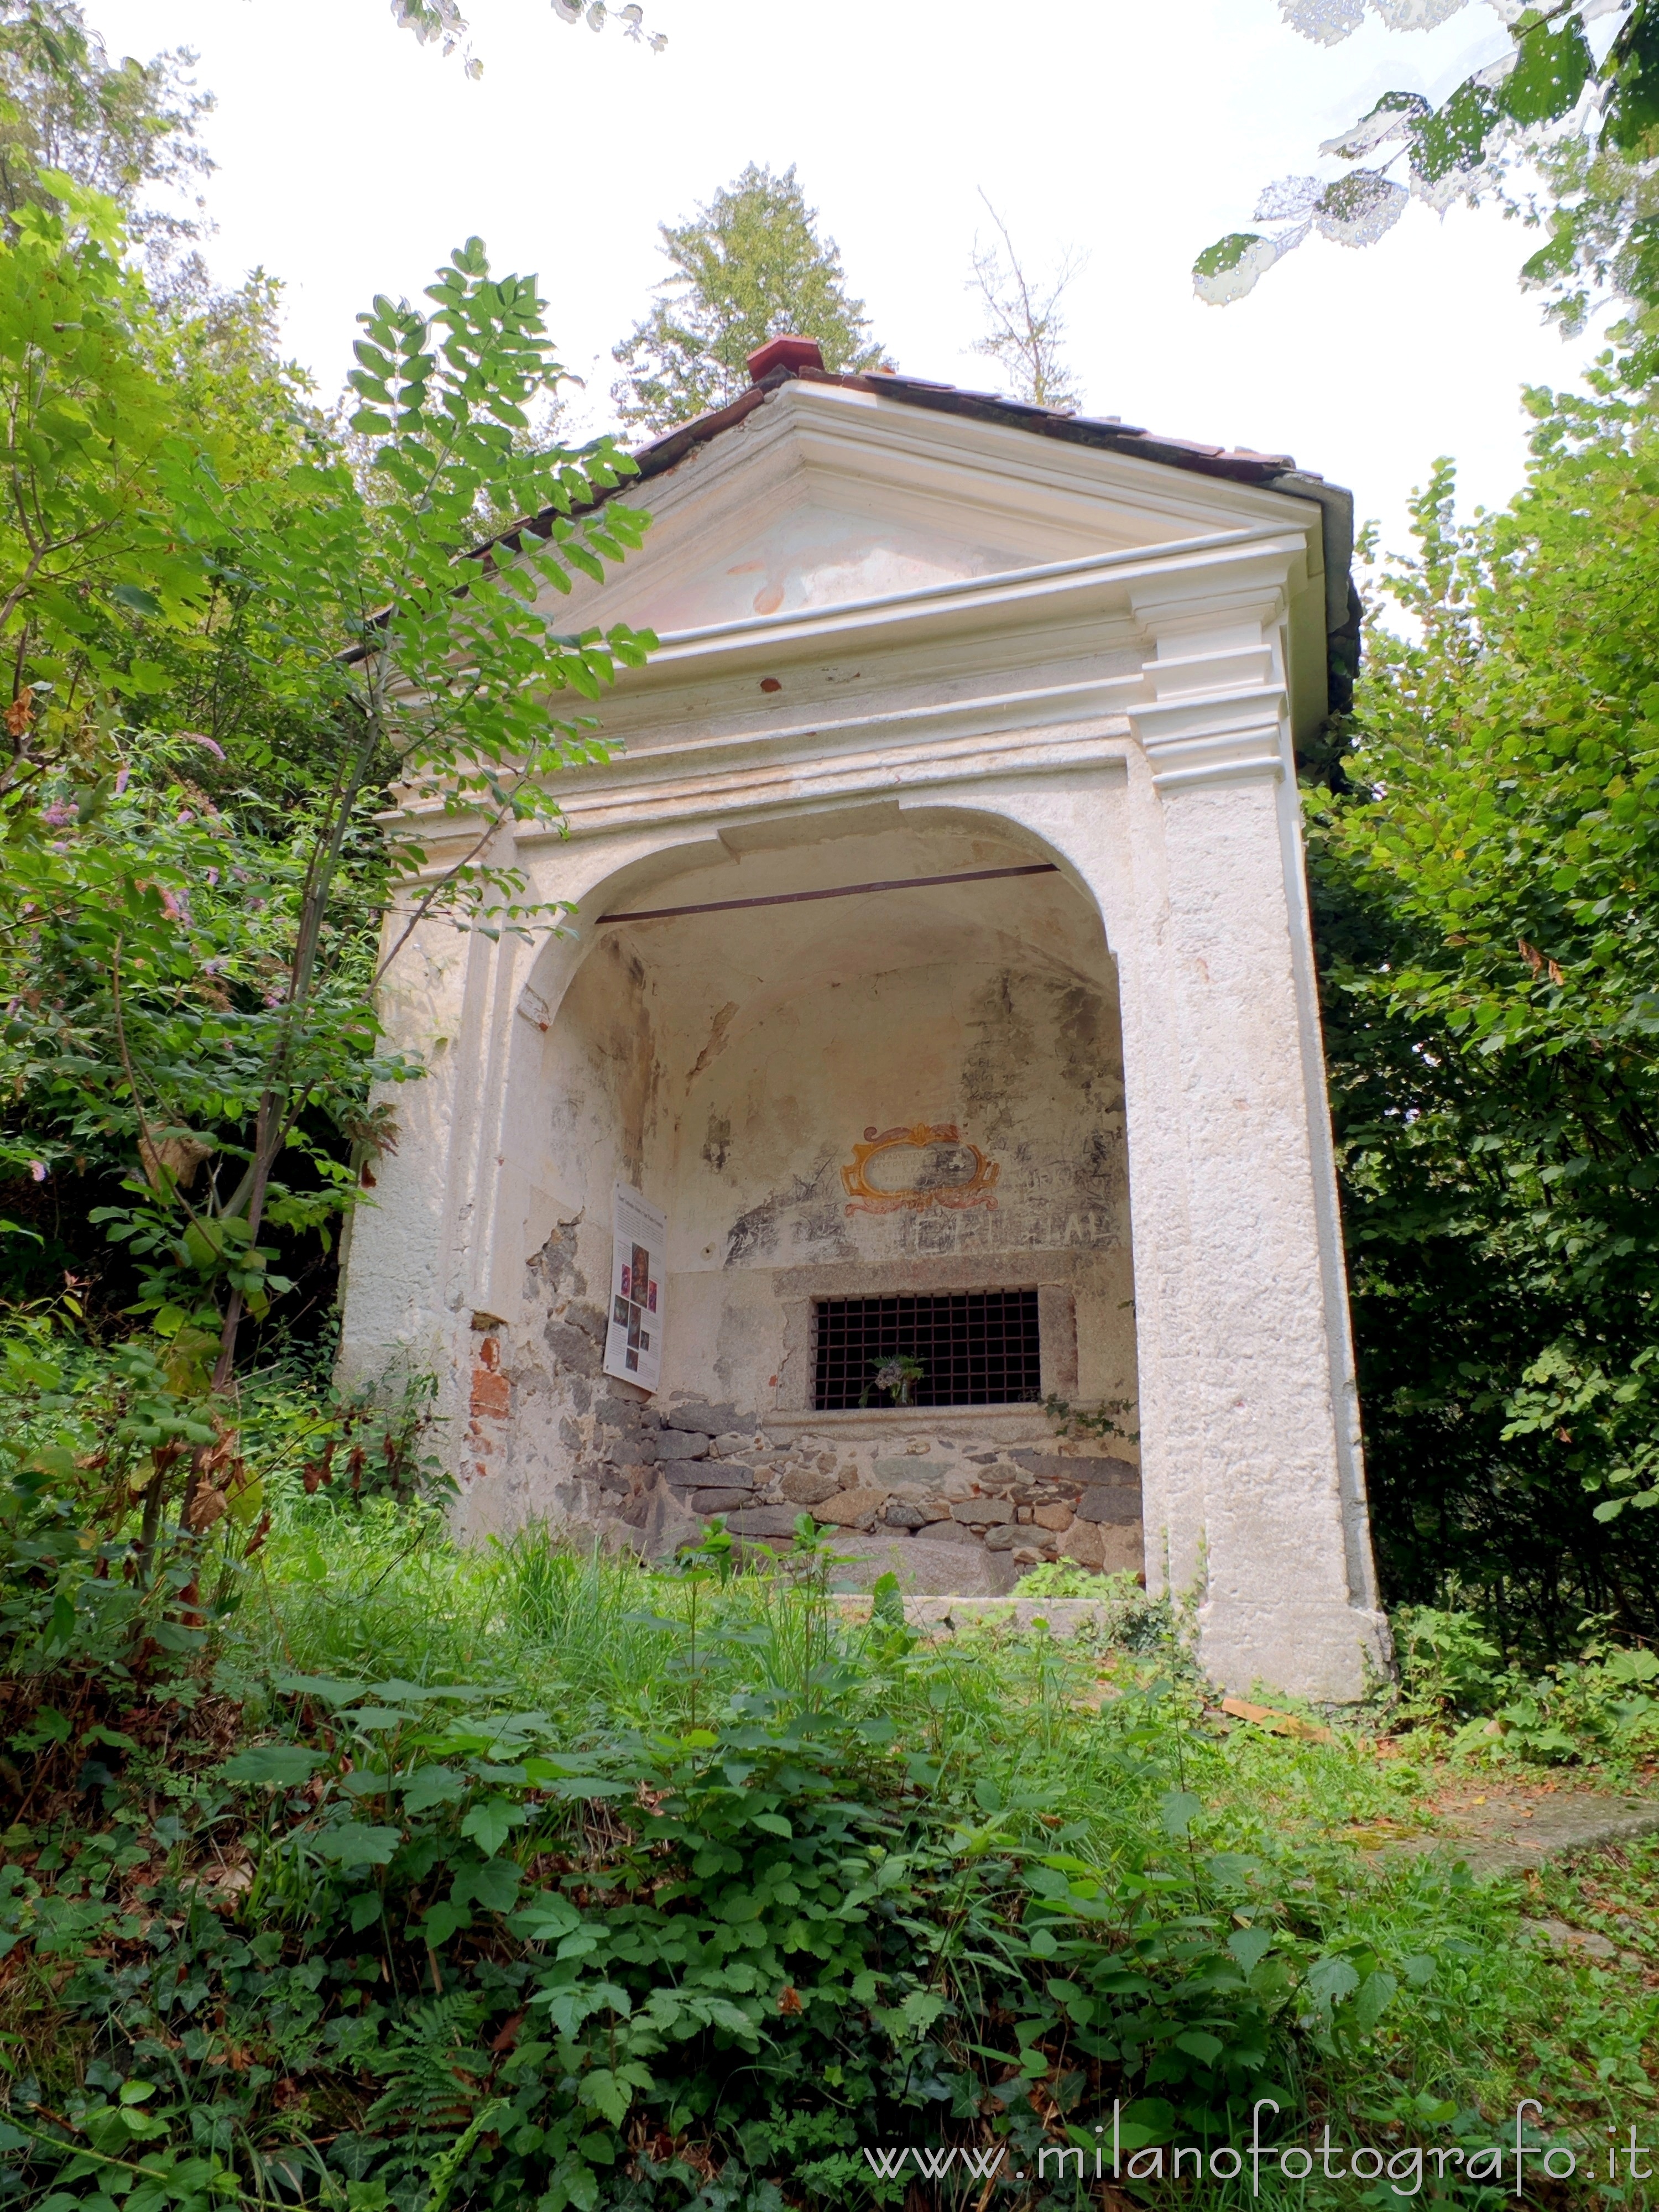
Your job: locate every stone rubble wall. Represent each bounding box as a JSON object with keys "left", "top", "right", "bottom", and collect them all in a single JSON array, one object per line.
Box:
[
  {"left": 616, "top": 1397, "right": 1144, "bottom": 1586},
  {"left": 462, "top": 1220, "right": 1142, "bottom": 1593}
]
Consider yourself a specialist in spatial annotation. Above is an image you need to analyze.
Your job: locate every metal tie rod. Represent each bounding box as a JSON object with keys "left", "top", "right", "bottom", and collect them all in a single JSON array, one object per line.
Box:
[{"left": 600, "top": 861, "right": 1059, "bottom": 925}]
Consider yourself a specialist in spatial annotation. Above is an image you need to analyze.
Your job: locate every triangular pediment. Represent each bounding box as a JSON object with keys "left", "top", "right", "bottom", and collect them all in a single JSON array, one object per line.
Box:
[
  {"left": 615, "top": 492, "right": 1025, "bottom": 633},
  {"left": 536, "top": 379, "right": 1323, "bottom": 642}
]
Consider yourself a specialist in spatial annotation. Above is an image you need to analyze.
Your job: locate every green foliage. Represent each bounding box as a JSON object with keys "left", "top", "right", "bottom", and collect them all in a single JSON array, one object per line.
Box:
[
  {"left": 1395, "top": 1605, "right": 1659, "bottom": 1766},
  {"left": 0, "top": 1547, "right": 1415, "bottom": 2209},
  {"left": 293, "top": 1370, "right": 450, "bottom": 1511},
  {"left": 1309, "top": 358, "right": 1659, "bottom": 1654},
  {"left": 388, "top": 0, "right": 667, "bottom": 80},
  {"left": 611, "top": 164, "right": 886, "bottom": 435},
  {"left": 858, "top": 1353, "right": 922, "bottom": 1408},
  {"left": 1194, "top": 2, "right": 1659, "bottom": 326},
  {"left": 1, "top": 167, "right": 655, "bottom": 1583},
  {"left": 0, "top": 175, "right": 218, "bottom": 798},
  {"left": 6, "top": 1382, "right": 1658, "bottom": 2206},
  {"left": 0, "top": 0, "right": 212, "bottom": 239}
]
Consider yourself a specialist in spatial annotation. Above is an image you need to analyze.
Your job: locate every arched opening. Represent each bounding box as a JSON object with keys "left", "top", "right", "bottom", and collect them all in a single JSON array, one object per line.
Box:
[{"left": 491, "top": 803, "right": 1142, "bottom": 1591}]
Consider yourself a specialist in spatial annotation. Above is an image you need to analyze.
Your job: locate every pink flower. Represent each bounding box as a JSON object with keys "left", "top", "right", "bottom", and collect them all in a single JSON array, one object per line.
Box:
[
  {"left": 114, "top": 766, "right": 131, "bottom": 795},
  {"left": 41, "top": 799, "right": 77, "bottom": 826},
  {"left": 29, "top": 1160, "right": 46, "bottom": 1182},
  {"left": 205, "top": 868, "right": 220, "bottom": 888},
  {"left": 184, "top": 733, "right": 226, "bottom": 760},
  {"left": 176, "top": 810, "right": 194, "bottom": 827}
]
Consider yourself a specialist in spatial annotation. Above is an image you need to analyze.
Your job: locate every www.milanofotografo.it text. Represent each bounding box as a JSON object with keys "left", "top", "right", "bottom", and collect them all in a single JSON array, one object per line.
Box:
[{"left": 862, "top": 2101, "right": 1651, "bottom": 2195}]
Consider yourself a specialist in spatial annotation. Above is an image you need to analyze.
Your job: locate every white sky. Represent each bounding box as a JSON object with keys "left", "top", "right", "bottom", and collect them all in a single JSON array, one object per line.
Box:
[{"left": 109, "top": 0, "right": 1611, "bottom": 559}]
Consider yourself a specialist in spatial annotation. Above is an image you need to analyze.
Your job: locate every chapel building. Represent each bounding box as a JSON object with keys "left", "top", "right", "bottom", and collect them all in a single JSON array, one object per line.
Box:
[{"left": 339, "top": 336, "right": 1389, "bottom": 1701}]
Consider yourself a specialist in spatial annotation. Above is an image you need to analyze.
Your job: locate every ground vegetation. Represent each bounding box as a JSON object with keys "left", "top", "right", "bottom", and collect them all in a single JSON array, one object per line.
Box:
[{"left": 6, "top": 1354, "right": 1659, "bottom": 2209}]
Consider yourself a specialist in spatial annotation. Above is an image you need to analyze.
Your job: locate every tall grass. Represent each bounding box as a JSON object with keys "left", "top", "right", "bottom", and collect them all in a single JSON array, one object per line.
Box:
[{"left": 229, "top": 1504, "right": 1415, "bottom": 1863}]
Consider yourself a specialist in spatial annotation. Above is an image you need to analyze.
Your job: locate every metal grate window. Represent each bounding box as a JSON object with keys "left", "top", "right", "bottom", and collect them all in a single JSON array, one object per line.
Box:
[{"left": 812, "top": 1289, "right": 1042, "bottom": 1411}]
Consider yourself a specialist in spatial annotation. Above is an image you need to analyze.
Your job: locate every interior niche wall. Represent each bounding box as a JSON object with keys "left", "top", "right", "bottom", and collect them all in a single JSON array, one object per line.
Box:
[{"left": 462, "top": 816, "right": 1140, "bottom": 1554}]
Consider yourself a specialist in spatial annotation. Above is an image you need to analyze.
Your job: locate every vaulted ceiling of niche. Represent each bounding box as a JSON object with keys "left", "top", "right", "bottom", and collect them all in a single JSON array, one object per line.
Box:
[{"left": 581, "top": 807, "right": 1118, "bottom": 1081}]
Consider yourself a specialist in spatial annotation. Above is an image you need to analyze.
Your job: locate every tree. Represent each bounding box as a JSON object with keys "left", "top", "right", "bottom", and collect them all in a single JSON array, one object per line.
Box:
[
  {"left": 1193, "top": 1, "right": 1659, "bottom": 333},
  {"left": 966, "top": 191, "right": 1084, "bottom": 410},
  {"left": 1308, "top": 357, "right": 1659, "bottom": 1652},
  {"left": 611, "top": 163, "right": 887, "bottom": 435},
  {"left": 0, "top": 0, "right": 212, "bottom": 241},
  {"left": 1, "top": 177, "right": 656, "bottom": 1548},
  {"left": 390, "top": 0, "right": 666, "bottom": 76}
]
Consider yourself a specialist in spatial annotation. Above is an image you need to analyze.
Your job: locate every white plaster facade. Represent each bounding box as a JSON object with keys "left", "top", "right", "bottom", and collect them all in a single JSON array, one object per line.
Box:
[{"left": 340, "top": 369, "right": 1390, "bottom": 1702}]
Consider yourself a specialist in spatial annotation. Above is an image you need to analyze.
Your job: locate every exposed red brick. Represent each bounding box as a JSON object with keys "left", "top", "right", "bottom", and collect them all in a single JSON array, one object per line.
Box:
[{"left": 471, "top": 1368, "right": 510, "bottom": 1419}]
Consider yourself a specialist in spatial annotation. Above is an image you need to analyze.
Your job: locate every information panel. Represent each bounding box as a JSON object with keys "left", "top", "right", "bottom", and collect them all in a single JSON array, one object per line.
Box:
[{"left": 602, "top": 1183, "right": 666, "bottom": 1394}]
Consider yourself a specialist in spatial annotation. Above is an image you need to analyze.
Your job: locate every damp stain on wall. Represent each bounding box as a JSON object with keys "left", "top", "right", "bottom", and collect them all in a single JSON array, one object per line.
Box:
[
  {"left": 961, "top": 971, "right": 1040, "bottom": 1144},
  {"left": 701, "top": 1110, "right": 733, "bottom": 1175}
]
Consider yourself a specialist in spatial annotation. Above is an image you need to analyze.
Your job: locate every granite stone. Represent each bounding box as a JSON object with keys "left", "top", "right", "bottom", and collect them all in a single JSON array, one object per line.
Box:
[
  {"left": 779, "top": 1469, "right": 842, "bottom": 1506},
  {"left": 690, "top": 1488, "right": 756, "bottom": 1516},
  {"left": 825, "top": 1532, "right": 1019, "bottom": 1598},
  {"left": 663, "top": 1402, "right": 740, "bottom": 1435},
  {"left": 951, "top": 1496, "right": 1015, "bottom": 1525},
  {"left": 654, "top": 1430, "right": 712, "bottom": 1462},
  {"left": 723, "top": 1504, "right": 807, "bottom": 1538},
  {"left": 812, "top": 1486, "right": 887, "bottom": 1528},
  {"left": 1075, "top": 1484, "right": 1142, "bottom": 1526}
]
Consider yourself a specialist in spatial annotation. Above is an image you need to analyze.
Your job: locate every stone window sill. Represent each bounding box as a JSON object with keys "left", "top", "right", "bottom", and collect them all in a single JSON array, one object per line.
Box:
[{"left": 763, "top": 1404, "right": 1077, "bottom": 1447}]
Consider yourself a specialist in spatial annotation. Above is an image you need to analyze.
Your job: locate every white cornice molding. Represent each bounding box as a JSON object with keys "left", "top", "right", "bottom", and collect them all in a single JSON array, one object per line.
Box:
[
  {"left": 385, "top": 708, "right": 1134, "bottom": 873},
  {"left": 1125, "top": 568, "right": 1296, "bottom": 791},
  {"left": 380, "top": 500, "right": 1313, "bottom": 845},
  {"left": 521, "top": 714, "right": 1133, "bottom": 845},
  {"left": 649, "top": 528, "right": 1290, "bottom": 656},
  {"left": 641, "top": 379, "right": 1329, "bottom": 546},
  {"left": 611, "top": 528, "right": 1309, "bottom": 688}
]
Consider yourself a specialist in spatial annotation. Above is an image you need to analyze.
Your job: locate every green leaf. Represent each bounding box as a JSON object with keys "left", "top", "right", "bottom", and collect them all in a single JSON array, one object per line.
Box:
[
  {"left": 468, "top": 1856, "right": 522, "bottom": 1913},
  {"left": 1408, "top": 77, "right": 1500, "bottom": 183},
  {"left": 401, "top": 1763, "right": 467, "bottom": 1812},
  {"left": 109, "top": 583, "right": 161, "bottom": 618},
  {"left": 512, "top": 1890, "right": 582, "bottom": 1940},
  {"left": 223, "top": 1745, "right": 325, "bottom": 1787},
  {"left": 1500, "top": 14, "right": 1592, "bottom": 127},
  {"left": 1351, "top": 1968, "right": 1397, "bottom": 2034},
  {"left": 314, "top": 1822, "right": 402, "bottom": 1867},
  {"left": 460, "top": 1794, "right": 523, "bottom": 1858},
  {"left": 1307, "top": 1955, "right": 1361, "bottom": 2010},
  {"left": 1191, "top": 231, "right": 1280, "bottom": 305},
  {"left": 1158, "top": 1790, "right": 1203, "bottom": 1835},
  {"left": 1173, "top": 2028, "right": 1224, "bottom": 2064},
  {"left": 152, "top": 1620, "right": 205, "bottom": 1652},
  {"left": 1227, "top": 1926, "right": 1275, "bottom": 1975},
  {"left": 421, "top": 1900, "right": 473, "bottom": 1948},
  {"left": 1118, "top": 2098, "right": 1176, "bottom": 2151},
  {"left": 579, "top": 2065, "right": 643, "bottom": 2126}
]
